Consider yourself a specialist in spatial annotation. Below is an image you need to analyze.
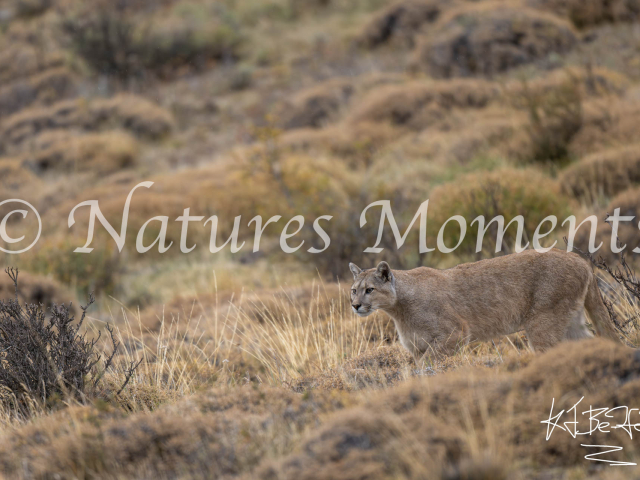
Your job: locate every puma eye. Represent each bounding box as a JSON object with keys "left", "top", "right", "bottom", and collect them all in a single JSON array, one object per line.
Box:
[
  {"left": 365, "top": 288, "right": 374, "bottom": 294},
  {"left": 351, "top": 289, "right": 356, "bottom": 295}
]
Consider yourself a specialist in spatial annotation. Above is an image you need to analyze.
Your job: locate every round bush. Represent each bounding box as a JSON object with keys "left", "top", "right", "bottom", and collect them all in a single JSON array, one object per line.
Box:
[
  {"left": 415, "top": 6, "right": 578, "bottom": 78},
  {"left": 560, "top": 145, "right": 640, "bottom": 204},
  {"left": 428, "top": 168, "right": 571, "bottom": 257}
]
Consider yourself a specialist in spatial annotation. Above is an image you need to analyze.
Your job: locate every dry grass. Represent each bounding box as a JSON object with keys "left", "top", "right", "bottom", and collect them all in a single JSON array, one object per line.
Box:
[
  {"left": 4, "top": 0, "right": 640, "bottom": 477},
  {"left": 572, "top": 187, "right": 640, "bottom": 263},
  {"left": 0, "top": 67, "right": 77, "bottom": 118},
  {"left": 346, "top": 79, "right": 498, "bottom": 130},
  {"left": 0, "top": 246, "right": 639, "bottom": 478},
  {"left": 258, "top": 338, "right": 637, "bottom": 479},
  {"left": 133, "top": 277, "right": 396, "bottom": 384},
  {"left": 0, "top": 157, "right": 39, "bottom": 193},
  {"left": 414, "top": 4, "right": 578, "bottom": 77},
  {"left": 0, "top": 282, "right": 637, "bottom": 478},
  {"left": 560, "top": 145, "right": 640, "bottom": 204},
  {"left": 0, "top": 95, "right": 174, "bottom": 151},
  {"left": 21, "top": 130, "right": 139, "bottom": 175},
  {"left": 15, "top": 234, "right": 124, "bottom": 298},
  {"left": 357, "top": 0, "right": 449, "bottom": 48},
  {"left": 568, "top": 96, "right": 640, "bottom": 158},
  {"left": 428, "top": 168, "right": 571, "bottom": 257},
  {"left": 0, "top": 270, "right": 76, "bottom": 311},
  {"left": 371, "top": 107, "right": 523, "bottom": 168},
  {"left": 0, "top": 39, "right": 64, "bottom": 85},
  {"left": 506, "top": 66, "right": 630, "bottom": 102},
  {"left": 528, "top": 0, "right": 640, "bottom": 28},
  {"left": 0, "top": 384, "right": 351, "bottom": 478},
  {"left": 280, "top": 78, "right": 355, "bottom": 129},
  {"left": 281, "top": 121, "right": 401, "bottom": 167}
]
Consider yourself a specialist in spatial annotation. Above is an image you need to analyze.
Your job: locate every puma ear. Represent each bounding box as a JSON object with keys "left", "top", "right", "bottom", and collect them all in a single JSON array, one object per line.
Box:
[
  {"left": 376, "top": 261, "right": 392, "bottom": 282},
  {"left": 349, "top": 263, "right": 362, "bottom": 279}
]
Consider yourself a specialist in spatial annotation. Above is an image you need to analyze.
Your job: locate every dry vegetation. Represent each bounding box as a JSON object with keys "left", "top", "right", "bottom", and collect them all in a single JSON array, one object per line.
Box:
[{"left": 3, "top": 0, "right": 640, "bottom": 477}]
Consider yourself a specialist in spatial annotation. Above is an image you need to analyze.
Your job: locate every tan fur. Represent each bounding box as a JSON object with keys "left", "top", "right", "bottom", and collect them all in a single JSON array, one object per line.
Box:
[{"left": 349, "top": 249, "right": 621, "bottom": 361}]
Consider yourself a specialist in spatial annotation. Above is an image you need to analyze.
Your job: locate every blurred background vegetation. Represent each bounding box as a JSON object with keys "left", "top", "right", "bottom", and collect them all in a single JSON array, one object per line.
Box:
[
  {"left": 4, "top": 0, "right": 640, "bottom": 312},
  {"left": 3, "top": 1, "right": 640, "bottom": 477}
]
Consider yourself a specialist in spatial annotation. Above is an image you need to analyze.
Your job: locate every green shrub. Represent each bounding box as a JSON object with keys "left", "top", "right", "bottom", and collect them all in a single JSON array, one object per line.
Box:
[
  {"left": 518, "top": 73, "right": 583, "bottom": 164},
  {"left": 135, "top": 5, "right": 243, "bottom": 77},
  {"left": 428, "top": 169, "right": 571, "bottom": 258},
  {"left": 61, "top": 0, "right": 244, "bottom": 79},
  {"left": 19, "top": 236, "right": 123, "bottom": 297}
]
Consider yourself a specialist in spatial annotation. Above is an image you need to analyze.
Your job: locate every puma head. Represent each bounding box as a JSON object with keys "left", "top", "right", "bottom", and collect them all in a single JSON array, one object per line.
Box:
[{"left": 348, "top": 261, "right": 396, "bottom": 317}]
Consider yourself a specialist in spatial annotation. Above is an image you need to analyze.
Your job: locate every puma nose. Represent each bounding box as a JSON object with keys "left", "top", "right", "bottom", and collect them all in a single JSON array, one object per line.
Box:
[{"left": 352, "top": 304, "right": 361, "bottom": 311}]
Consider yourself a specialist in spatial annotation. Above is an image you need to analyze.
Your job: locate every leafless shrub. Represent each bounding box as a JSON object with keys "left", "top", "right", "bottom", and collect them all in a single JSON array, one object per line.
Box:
[
  {"left": 61, "top": 1, "right": 139, "bottom": 78},
  {"left": 566, "top": 215, "right": 640, "bottom": 340},
  {"left": 0, "top": 268, "right": 138, "bottom": 416},
  {"left": 61, "top": 0, "right": 243, "bottom": 80}
]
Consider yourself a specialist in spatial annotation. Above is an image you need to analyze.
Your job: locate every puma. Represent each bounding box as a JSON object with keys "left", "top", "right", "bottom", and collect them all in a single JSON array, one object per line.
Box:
[{"left": 349, "top": 249, "right": 621, "bottom": 361}]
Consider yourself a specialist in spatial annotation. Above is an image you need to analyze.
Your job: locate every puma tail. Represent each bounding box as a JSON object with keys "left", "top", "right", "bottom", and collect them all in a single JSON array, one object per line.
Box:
[{"left": 585, "top": 276, "right": 622, "bottom": 343}]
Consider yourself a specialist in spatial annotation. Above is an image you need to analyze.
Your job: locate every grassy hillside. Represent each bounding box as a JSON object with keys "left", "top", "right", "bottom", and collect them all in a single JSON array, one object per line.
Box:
[{"left": 2, "top": 0, "right": 640, "bottom": 478}]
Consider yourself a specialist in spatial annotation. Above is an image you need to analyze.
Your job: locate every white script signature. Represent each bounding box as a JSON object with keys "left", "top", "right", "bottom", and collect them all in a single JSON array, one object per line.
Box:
[{"left": 542, "top": 397, "right": 639, "bottom": 466}]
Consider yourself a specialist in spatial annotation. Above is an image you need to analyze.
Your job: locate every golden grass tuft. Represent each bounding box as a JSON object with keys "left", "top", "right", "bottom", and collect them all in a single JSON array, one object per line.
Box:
[
  {"left": 568, "top": 96, "right": 640, "bottom": 158},
  {"left": 89, "top": 94, "right": 176, "bottom": 139},
  {"left": 346, "top": 79, "right": 498, "bottom": 130},
  {"left": 0, "top": 157, "right": 39, "bottom": 192},
  {"left": 281, "top": 121, "right": 401, "bottom": 167},
  {"left": 22, "top": 130, "right": 139, "bottom": 175},
  {"left": 559, "top": 145, "right": 640, "bottom": 204},
  {"left": 259, "top": 338, "right": 637, "bottom": 479},
  {"left": 0, "top": 39, "right": 64, "bottom": 85},
  {"left": 357, "top": 0, "right": 449, "bottom": 49},
  {"left": 573, "top": 187, "right": 640, "bottom": 263},
  {"left": 370, "top": 107, "right": 522, "bottom": 168},
  {"left": 1, "top": 94, "right": 174, "bottom": 150},
  {"left": 0, "top": 67, "right": 77, "bottom": 118},
  {"left": 281, "top": 78, "right": 354, "bottom": 129},
  {"left": 0, "top": 384, "right": 351, "bottom": 478},
  {"left": 527, "top": 0, "right": 640, "bottom": 28},
  {"left": 292, "top": 343, "right": 413, "bottom": 391},
  {"left": 506, "top": 66, "right": 630, "bottom": 103},
  {"left": 187, "top": 152, "right": 357, "bottom": 234}
]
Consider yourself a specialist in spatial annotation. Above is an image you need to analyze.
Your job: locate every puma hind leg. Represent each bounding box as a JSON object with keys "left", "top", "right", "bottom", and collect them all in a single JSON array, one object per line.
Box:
[
  {"left": 524, "top": 310, "right": 577, "bottom": 353},
  {"left": 563, "top": 308, "right": 593, "bottom": 341}
]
